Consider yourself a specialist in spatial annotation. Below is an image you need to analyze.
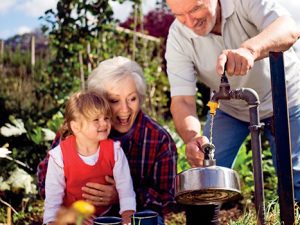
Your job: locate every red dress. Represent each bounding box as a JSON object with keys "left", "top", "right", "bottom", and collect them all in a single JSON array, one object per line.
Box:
[{"left": 60, "top": 135, "right": 115, "bottom": 215}]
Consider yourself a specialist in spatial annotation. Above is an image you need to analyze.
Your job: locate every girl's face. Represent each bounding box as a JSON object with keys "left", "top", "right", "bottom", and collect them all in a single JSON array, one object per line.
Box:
[
  {"left": 78, "top": 113, "right": 111, "bottom": 142},
  {"left": 106, "top": 75, "right": 141, "bottom": 133}
]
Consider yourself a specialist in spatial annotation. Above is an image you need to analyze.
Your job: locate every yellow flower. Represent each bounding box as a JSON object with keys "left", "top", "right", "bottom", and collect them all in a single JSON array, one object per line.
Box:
[{"left": 72, "top": 200, "right": 95, "bottom": 217}]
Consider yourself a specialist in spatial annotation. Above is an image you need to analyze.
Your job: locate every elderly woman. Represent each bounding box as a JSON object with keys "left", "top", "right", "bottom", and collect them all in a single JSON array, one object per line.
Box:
[{"left": 37, "top": 56, "right": 178, "bottom": 224}]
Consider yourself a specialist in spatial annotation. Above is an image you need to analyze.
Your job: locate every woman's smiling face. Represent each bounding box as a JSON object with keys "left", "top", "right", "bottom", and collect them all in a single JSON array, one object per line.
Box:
[{"left": 106, "top": 75, "right": 140, "bottom": 133}]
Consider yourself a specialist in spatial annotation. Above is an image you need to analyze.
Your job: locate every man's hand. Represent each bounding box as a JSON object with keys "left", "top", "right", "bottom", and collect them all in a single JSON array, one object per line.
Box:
[
  {"left": 216, "top": 47, "right": 255, "bottom": 76},
  {"left": 82, "top": 176, "right": 118, "bottom": 206},
  {"left": 186, "top": 136, "right": 210, "bottom": 167}
]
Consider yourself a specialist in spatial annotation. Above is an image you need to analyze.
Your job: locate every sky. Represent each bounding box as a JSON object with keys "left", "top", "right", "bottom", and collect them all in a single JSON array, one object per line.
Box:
[
  {"left": 0, "top": 0, "right": 157, "bottom": 39},
  {"left": 0, "top": 0, "right": 300, "bottom": 50}
]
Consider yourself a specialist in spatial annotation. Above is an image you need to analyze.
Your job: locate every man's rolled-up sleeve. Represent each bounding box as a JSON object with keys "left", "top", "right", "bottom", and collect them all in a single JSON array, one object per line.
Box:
[{"left": 165, "top": 22, "right": 197, "bottom": 97}]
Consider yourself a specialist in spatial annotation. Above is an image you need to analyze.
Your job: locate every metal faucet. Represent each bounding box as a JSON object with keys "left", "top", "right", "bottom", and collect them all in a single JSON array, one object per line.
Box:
[
  {"left": 206, "top": 73, "right": 231, "bottom": 117},
  {"left": 207, "top": 72, "right": 266, "bottom": 225},
  {"left": 211, "top": 73, "right": 231, "bottom": 102}
]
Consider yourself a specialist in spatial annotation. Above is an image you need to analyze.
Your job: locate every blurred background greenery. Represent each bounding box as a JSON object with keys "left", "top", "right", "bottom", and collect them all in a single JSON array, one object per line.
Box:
[{"left": 0, "top": 0, "right": 285, "bottom": 224}]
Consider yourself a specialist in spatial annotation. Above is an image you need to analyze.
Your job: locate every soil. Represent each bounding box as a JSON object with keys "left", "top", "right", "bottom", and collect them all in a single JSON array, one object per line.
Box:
[
  {"left": 218, "top": 206, "right": 243, "bottom": 224},
  {"left": 165, "top": 202, "right": 243, "bottom": 225}
]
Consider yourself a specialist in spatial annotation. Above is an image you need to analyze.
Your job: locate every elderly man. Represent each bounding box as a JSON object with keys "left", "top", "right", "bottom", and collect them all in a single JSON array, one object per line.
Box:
[{"left": 165, "top": 0, "right": 300, "bottom": 223}]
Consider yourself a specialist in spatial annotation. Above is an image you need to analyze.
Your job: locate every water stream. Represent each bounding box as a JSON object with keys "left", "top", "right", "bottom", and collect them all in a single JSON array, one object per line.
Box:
[{"left": 209, "top": 114, "right": 215, "bottom": 145}]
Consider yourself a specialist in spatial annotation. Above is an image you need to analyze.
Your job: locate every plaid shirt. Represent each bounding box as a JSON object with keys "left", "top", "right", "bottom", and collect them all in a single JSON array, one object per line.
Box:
[{"left": 37, "top": 111, "right": 178, "bottom": 217}]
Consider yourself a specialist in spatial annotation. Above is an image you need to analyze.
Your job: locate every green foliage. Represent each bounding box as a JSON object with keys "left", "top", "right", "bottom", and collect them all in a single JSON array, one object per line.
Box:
[
  {"left": 11, "top": 199, "right": 44, "bottom": 225},
  {"left": 176, "top": 144, "right": 191, "bottom": 173},
  {"left": 40, "top": 0, "right": 124, "bottom": 100},
  {"left": 2, "top": 47, "right": 31, "bottom": 70},
  {"left": 228, "top": 208, "right": 256, "bottom": 225},
  {"left": 0, "top": 167, "right": 39, "bottom": 224},
  {"left": 233, "top": 136, "right": 277, "bottom": 205},
  {"left": 162, "top": 121, "right": 190, "bottom": 173},
  {"left": 0, "top": 46, "right": 52, "bottom": 119},
  {"left": 229, "top": 200, "right": 300, "bottom": 225},
  {"left": 0, "top": 207, "right": 5, "bottom": 223},
  {"left": 28, "top": 127, "right": 43, "bottom": 145}
]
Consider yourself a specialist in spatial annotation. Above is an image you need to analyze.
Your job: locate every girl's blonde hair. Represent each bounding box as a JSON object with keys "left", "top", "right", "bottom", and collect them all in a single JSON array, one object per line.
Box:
[{"left": 60, "top": 91, "right": 112, "bottom": 139}]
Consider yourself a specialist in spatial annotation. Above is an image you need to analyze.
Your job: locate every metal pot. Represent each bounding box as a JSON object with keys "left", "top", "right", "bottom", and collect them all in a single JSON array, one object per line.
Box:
[{"left": 175, "top": 166, "right": 241, "bottom": 205}]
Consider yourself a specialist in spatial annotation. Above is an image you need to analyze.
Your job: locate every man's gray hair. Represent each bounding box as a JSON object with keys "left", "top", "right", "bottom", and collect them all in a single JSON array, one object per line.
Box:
[{"left": 87, "top": 56, "right": 147, "bottom": 103}]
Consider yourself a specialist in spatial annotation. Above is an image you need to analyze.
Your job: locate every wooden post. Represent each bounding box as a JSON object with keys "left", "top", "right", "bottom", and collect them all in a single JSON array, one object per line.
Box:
[
  {"left": 87, "top": 42, "right": 91, "bottom": 73},
  {"left": 79, "top": 51, "right": 85, "bottom": 90},
  {"left": 132, "top": 3, "right": 138, "bottom": 61},
  {"left": 0, "top": 39, "right": 4, "bottom": 70},
  {"left": 7, "top": 206, "right": 12, "bottom": 225},
  {"left": 31, "top": 35, "right": 35, "bottom": 76}
]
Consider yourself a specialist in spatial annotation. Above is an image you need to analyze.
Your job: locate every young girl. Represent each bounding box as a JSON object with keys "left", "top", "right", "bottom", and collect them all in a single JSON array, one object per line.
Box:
[{"left": 43, "top": 91, "right": 136, "bottom": 225}]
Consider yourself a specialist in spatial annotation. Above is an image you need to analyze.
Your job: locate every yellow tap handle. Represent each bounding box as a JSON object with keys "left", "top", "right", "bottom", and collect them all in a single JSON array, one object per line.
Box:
[{"left": 207, "top": 101, "right": 219, "bottom": 116}]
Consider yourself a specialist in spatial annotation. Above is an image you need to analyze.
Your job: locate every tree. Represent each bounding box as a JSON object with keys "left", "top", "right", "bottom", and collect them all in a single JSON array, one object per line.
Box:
[{"left": 41, "top": 0, "right": 124, "bottom": 100}]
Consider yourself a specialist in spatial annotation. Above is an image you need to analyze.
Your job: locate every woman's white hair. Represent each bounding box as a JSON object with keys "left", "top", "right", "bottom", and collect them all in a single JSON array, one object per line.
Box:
[{"left": 87, "top": 56, "right": 147, "bottom": 103}]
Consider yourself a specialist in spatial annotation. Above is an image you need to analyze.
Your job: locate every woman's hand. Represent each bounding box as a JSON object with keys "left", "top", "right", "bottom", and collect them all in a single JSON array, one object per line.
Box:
[{"left": 82, "top": 176, "right": 119, "bottom": 206}]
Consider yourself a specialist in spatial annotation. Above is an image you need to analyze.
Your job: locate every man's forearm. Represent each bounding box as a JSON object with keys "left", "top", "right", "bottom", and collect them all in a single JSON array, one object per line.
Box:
[
  {"left": 241, "top": 16, "right": 300, "bottom": 60},
  {"left": 170, "top": 96, "right": 201, "bottom": 143}
]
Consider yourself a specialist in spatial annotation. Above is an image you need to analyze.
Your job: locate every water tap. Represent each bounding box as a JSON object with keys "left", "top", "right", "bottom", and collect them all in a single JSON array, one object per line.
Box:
[
  {"left": 205, "top": 72, "right": 231, "bottom": 165},
  {"left": 207, "top": 72, "right": 231, "bottom": 116}
]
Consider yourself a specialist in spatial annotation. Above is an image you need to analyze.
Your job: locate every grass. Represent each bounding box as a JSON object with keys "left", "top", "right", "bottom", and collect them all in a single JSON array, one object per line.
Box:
[
  {"left": 0, "top": 197, "right": 299, "bottom": 224},
  {"left": 165, "top": 201, "right": 300, "bottom": 225}
]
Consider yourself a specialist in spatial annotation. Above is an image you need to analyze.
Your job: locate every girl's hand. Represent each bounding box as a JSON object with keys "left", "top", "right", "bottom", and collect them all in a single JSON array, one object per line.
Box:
[{"left": 121, "top": 210, "right": 135, "bottom": 225}]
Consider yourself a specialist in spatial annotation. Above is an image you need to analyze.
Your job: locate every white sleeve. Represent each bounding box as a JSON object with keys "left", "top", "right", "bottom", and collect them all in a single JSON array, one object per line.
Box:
[
  {"left": 43, "top": 145, "right": 66, "bottom": 224},
  {"left": 165, "top": 20, "right": 197, "bottom": 97},
  {"left": 240, "top": 0, "right": 291, "bottom": 30},
  {"left": 113, "top": 141, "right": 136, "bottom": 214}
]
